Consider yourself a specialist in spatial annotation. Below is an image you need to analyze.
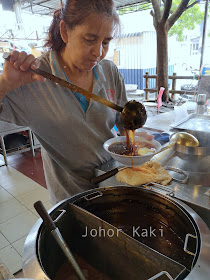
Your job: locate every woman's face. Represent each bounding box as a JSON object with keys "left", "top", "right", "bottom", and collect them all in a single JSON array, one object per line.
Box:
[{"left": 62, "top": 13, "right": 116, "bottom": 71}]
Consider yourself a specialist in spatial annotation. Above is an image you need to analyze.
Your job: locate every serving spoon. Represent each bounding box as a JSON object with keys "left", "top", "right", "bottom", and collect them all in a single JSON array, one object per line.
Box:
[
  {"left": 155, "top": 131, "right": 199, "bottom": 154},
  {"left": 3, "top": 53, "right": 147, "bottom": 130}
]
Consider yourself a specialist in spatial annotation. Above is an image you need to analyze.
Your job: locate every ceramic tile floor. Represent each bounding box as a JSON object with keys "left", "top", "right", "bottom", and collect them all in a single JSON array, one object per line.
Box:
[{"left": 0, "top": 164, "right": 52, "bottom": 276}]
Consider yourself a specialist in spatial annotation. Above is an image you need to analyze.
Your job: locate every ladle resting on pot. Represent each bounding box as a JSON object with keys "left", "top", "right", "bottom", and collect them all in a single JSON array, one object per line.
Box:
[
  {"left": 4, "top": 53, "right": 147, "bottom": 131},
  {"left": 155, "top": 132, "right": 199, "bottom": 155}
]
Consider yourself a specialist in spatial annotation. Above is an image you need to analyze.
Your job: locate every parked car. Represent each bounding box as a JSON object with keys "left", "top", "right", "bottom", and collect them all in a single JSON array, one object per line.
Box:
[
  {"left": 181, "top": 83, "right": 198, "bottom": 92},
  {"left": 180, "top": 66, "right": 199, "bottom": 92}
]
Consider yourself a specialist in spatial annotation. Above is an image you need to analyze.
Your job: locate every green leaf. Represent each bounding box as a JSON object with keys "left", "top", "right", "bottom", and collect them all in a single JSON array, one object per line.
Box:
[{"left": 168, "top": 1, "right": 204, "bottom": 40}]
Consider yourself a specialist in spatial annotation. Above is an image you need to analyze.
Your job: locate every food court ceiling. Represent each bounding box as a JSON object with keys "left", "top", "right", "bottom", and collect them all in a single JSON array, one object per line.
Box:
[{"left": 20, "top": 0, "right": 150, "bottom": 16}]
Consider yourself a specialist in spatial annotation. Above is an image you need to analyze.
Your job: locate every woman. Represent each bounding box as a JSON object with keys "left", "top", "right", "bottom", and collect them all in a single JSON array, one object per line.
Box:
[{"left": 0, "top": 0, "right": 152, "bottom": 205}]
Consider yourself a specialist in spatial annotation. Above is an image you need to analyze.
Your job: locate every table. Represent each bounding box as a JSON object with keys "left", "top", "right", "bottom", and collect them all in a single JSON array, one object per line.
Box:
[
  {"left": 141, "top": 110, "right": 176, "bottom": 133},
  {"left": 0, "top": 121, "right": 35, "bottom": 166}
]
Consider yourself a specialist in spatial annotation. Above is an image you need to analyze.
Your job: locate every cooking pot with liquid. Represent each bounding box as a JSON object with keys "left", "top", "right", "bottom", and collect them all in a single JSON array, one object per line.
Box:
[{"left": 22, "top": 186, "right": 210, "bottom": 280}]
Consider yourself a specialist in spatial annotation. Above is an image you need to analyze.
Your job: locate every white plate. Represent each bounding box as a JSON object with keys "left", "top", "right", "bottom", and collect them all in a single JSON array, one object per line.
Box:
[{"left": 143, "top": 102, "right": 157, "bottom": 107}]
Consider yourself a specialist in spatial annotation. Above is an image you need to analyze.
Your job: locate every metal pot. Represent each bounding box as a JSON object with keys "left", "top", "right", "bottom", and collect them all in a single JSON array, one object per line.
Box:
[
  {"left": 171, "top": 129, "right": 210, "bottom": 156},
  {"left": 23, "top": 186, "right": 210, "bottom": 280}
]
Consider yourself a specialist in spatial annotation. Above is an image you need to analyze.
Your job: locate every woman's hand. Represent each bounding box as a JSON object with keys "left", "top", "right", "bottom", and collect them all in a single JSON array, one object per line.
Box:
[
  {"left": 0, "top": 51, "right": 45, "bottom": 96},
  {"left": 135, "top": 130, "right": 154, "bottom": 141}
]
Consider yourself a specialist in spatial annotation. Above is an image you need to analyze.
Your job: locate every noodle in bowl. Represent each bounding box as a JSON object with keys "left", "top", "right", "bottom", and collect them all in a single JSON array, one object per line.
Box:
[{"left": 103, "top": 136, "right": 162, "bottom": 167}]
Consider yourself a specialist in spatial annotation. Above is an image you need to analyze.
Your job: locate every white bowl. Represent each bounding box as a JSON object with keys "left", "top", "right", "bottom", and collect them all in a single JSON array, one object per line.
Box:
[
  {"left": 125, "top": 84, "right": 138, "bottom": 92},
  {"left": 103, "top": 136, "right": 162, "bottom": 167}
]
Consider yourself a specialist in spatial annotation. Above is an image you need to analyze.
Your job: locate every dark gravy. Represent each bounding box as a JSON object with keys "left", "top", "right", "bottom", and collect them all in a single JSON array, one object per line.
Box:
[
  {"left": 54, "top": 254, "right": 111, "bottom": 280},
  {"left": 108, "top": 141, "right": 156, "bottom": 156}
]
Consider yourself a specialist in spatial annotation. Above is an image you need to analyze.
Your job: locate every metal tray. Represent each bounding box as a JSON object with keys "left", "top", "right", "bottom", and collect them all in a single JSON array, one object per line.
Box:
[{"left": 170, "top": 114, "right": 210, "bottom": 133}]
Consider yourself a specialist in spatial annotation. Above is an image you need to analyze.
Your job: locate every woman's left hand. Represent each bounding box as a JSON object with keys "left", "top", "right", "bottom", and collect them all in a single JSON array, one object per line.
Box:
[{"left": 135, "top": 131, "right": 154, "bottom": 141}]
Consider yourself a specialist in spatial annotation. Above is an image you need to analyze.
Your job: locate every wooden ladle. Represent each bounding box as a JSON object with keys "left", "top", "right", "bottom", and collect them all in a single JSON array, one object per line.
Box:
[{"left": 4, "top": 53, "right": 147, "bottom": 131}]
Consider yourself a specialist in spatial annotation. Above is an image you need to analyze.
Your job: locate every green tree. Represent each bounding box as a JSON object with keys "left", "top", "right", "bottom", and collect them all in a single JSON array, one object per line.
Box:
[
  {"left": 150, "top": 0, "right": 204, "bottom": 101},
  {"left": 168, "top": 0, "right": 203, "bottom": 41}
]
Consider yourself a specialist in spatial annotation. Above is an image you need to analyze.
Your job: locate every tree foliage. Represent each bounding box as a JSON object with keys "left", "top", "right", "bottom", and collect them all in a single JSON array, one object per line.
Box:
[
  {"left": 149, "top": 0, "right": 203, "bottom": 101},
  {"left": 118, "top": 3, "right": 152, "bottom": 15},
  {"left": 168, "top": 0, "right": 204, "bottom": 41},
  {"left": 118, "top": 0, "right": 207, "bottom": 101},
  {"left": 119, "top": 1, "right": 205, "bottom": 40}
]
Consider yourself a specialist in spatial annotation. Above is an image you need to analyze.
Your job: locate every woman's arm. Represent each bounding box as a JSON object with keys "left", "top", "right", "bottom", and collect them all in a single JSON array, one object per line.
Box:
[
  {"left": 0, "top": 51, "right": 45, "bottom": 100},
  {"left": 0, "top": 76, "right": 9, "bottom": 104}
]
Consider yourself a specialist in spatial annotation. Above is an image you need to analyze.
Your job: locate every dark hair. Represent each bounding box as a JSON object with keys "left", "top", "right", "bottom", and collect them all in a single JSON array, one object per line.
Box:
[{"left": 44, "top": 0, "right": 120, "bottom": 52}]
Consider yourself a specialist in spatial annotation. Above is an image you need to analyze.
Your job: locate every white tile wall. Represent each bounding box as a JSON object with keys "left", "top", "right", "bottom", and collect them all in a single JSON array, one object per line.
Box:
[
  {"left": 0, "top": 199, "right": 28, "bottom": 224},
  {"left": 0, "top": 233, "right": 9, "bottom": 250},
  {"left": 0, "top": 165, "right": 52, "bottom": 275},
  {"left": 16, "top": 187, "right": 50, "bottom": 209},
  {"left": 0, "top": 166, "right": 41, "bottom": 196},
  {"left": 0, "top": 211, "right": 38, "bottom": 243},
  {"left": 0, "top": 188, "right": 13, "bottom": 204},
  {"left": 0, "top": 245, "right": 23, "bottom": 275},
  {"left": 12, "top": 236, "right": 27, "bottom": 256}
]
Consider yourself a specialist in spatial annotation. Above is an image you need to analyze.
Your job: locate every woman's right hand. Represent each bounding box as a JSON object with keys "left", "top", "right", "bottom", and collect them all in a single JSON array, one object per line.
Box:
[{"left": 0, "top": 51, "right": 46, "bottom": 97}]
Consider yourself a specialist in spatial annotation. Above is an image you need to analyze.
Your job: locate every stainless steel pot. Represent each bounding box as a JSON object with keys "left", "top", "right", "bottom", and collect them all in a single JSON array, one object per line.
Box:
[
  {"left": 23, "top": 186, "right": 210, "bottom": 280},
  {"left": 172, "top": 129, "right": 210, "bottom": 156}
]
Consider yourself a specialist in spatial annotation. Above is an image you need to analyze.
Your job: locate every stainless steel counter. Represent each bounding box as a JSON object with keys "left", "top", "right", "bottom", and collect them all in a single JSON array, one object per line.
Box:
[{"left": 95, "top": 154, "right": 210, "bottom": 229}]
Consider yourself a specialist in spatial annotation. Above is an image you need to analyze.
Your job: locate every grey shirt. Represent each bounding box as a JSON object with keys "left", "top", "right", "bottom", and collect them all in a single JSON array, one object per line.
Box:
[{"left": 0, "top": 51, "right": 127, "bottom": 204}]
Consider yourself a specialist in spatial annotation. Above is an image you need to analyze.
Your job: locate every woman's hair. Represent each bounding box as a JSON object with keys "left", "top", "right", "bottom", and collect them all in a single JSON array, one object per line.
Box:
[{"left": 44, "top": 0, "right": 120, "bottom": 52}]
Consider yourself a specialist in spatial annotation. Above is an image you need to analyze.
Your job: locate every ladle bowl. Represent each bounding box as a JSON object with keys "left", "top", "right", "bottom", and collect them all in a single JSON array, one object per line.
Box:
[
  {"left": 155, "top": 132, "right": 200, "bottom": 155},
  {"left": 121, "top": 100, "right": 147, "bottom": 130},
  {"left": 170, "top": 132, "right": 199, "bottom": 147}
]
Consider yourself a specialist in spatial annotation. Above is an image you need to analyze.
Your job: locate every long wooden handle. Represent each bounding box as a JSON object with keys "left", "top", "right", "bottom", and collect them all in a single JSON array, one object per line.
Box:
[
  {"left": 4, "top": 53, "right": 123, "bottom": 112},
  {"left": 34, "top": 200, "right": 56, "bottom": 231},
  {"left": 91, "top": 168, "right": 119, "bottom": 184},
  {"left": 34, "top": 200, "right": 86, "bottom": 280},
  {"left": 155, "top": 142, "right": 175, "bottom": 155}
]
